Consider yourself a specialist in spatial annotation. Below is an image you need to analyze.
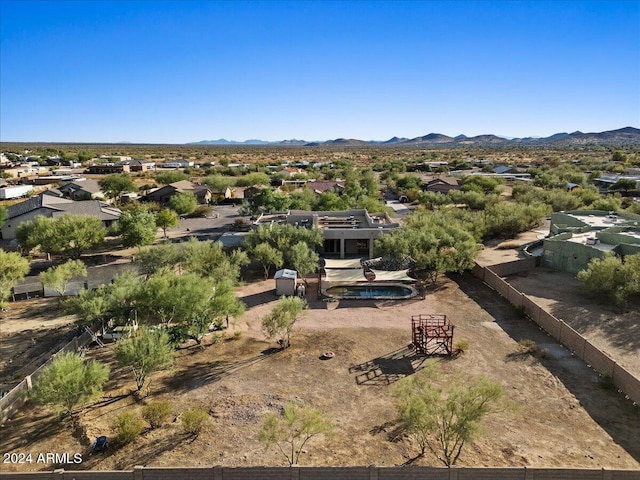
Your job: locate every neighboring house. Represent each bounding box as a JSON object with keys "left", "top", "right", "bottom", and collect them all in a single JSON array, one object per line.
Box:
[
  {"left": 85, "top": 164, "right": 131, "bottom": 174},
  {"left": 158, "top": 159, "right": 194, "bottom": 169},
  {"left": 115, "top": 159, "right": 151, "bottom": 172},
  {"left": 593, "top": 175, "right": 640, "bottom": 192},
  {"left": 255, "top": 209, "right": 400, "bottom": 259},
  {"left": 58, "top": 179, "right": 104, "bottom": 200},
  {"left": 144, "top": 180, "right": 211, "bottom": 205},
  {"left": 1, "top": 194, "right": 121, "bottom": 240},
  {"left": 542, "top": 210, "right": 640, "bottom": 274},
  {"left": 0, "top": 185, "right": 33, "bottom": 200},
  {"left": 420, "top": 176, "right": 461, "bottom": 194},
  {"left": 492, "top": 165, "right": 519, "bottom": 175},
  {"left": 305, "top": 181, "right": 345, "bottom": 195},
  {"left": 209, "top": 186, "right": 235, "bottom": 202}
]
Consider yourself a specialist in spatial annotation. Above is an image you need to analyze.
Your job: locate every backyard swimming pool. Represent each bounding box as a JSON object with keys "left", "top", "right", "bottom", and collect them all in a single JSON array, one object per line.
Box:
[{"left": 324, "top": 283, "right": 416, "bottom": 300}]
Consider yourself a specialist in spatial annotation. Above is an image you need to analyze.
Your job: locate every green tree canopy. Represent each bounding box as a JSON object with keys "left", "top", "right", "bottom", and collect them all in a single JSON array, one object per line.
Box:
[
  {"left": 393, "top": 364, "right": 503, "bottom": 466},
  {"left": 610, "top": 178, "right": 637, "bottom": 192},
  {"left": 168, "top": 192, "right": 198, "bottom": 216},
  {"left": 245, "top": 223, "right": 323, "bottom": 269},
  {"left": 30, "top": 352, "right": 110, "bottom": 415},
  {"left": 155, "top": 171, "right": 189, "bottom": 185},
  {"left": 41, "top": 259, "right": 87, "bottom": 296},
  {"left": 155, "top": 209, "right": 178, "bottom": 238},
  {"left": 289, "top": 241, "right": 319, "bottom": 284},
  {"left": 17, "top": 214, "right": 105, "bottom": 259},
  {"left": 118, "top": 208, "right": 157, "bottom": 248},
  {"left": 180, "top": 237, "right": 248, "bottom": 283},
  {"left": 376, "top": 209, "right": 480, "bottom": 285},
  {"left": 577, "top": 253, "right": 640, "bottom": 308},
  {"left": 262, "top": 296, "right": 307, "bottom": 348},
  {"left": 259, "top": 402, "right": 333, "bottom": 466},
  {"left": 133, "top": 243, "right": 180, "bottom": 278},
  {"left": 114, "top": 326, "right": 174, "bottom": 392},
  {"left": 252, "top": 243, "right": 283, "bottom": 279},
  {"left": 0, "top": 250, "right": 30, "bottom": 309},
  {"left": 98, "top": 173, "right": 137, "bottom": 203}
]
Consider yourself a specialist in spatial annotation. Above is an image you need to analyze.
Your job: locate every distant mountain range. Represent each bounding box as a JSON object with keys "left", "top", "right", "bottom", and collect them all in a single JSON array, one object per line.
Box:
[{"left": 187, "top": 127, "right": 640, "bottom": 147}]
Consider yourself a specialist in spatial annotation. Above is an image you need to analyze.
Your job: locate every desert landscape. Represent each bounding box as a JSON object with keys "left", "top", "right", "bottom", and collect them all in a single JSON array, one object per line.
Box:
[{"left": 1, "top": 269, "right": 639, "bottom": 473}]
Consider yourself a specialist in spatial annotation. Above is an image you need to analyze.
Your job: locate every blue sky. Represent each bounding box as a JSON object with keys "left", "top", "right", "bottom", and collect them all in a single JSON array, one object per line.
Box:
[{"left": 1, "top": 0, "right": 638, "bottom": 143}]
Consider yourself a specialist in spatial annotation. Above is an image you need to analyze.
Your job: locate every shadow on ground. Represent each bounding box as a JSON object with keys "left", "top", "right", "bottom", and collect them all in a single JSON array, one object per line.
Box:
[
  {"left": 349, "top": 347, "right": 431, "bottom": 386},
  {"left": 452, "top": 272, "right": 640, "bottom": 464},
  {"left": 158, "top": 349, "right": 278, "bottom": 394}
]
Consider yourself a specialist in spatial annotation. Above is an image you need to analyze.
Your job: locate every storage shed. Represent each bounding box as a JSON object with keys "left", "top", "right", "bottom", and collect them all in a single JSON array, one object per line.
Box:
[{"left": 274, "top": 269, "right": 297, "bottom": 296}]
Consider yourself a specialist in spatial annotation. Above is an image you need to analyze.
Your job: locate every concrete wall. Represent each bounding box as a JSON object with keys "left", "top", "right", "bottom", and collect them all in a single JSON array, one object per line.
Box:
[
  {"left": 542, "top": 235, "right": 606, "bottom": 274},
  {"left": 474, "top": 263, "right": 640, "bottom": 406},
  {"left": 2, "top": 467, "right": 639, "bottom": 480}
]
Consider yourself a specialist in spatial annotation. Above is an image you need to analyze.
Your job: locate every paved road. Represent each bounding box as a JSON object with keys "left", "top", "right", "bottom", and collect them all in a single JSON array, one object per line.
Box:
[{"left": 175, "top": 204, "right": 242, "bottom": 241}]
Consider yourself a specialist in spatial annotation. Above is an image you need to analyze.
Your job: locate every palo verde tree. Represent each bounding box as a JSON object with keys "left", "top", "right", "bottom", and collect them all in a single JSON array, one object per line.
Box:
[
  {"left": 376, "top": 209, "right": 480, "bottom": 285},
  {"left": 30, "top": 352, "right": 110, "bottom": 416},
  {"left": 133, "top": 243, "right": 180, "bottom": 278},
  {"left": 252, "top": 242, "right": 283, "bottom": 279},
  {"left": 180, "top": 237, "right": 248, "bottom": 283},
  {"left": 289, "top": 241, "right": 319, "bottom": 284},
  {"left": 244, "top": 223, "right": 323, "bottom": 268},
  {"left": 259, "top": 402, "right": 333, "bottom": 466},
  {"left": 155, "top": 209, "right": 178, "bottom": 238},
  {"left": 41, "top": 259, "right": 87, "bottom": 296},
  {"left": 114, "top": 326, "right": 174, "bottom": 393},
  {"left": 135, "top": 269, "right": 244, "bottom": 343},
  {"left": 17, "top": 214, "right": 106, "bottom": 259},
  {"left": 262, "top": 296, "right": 307, "bottom": 348},
  {"left": 0, "top": 250, "right": 30, "bottom": 309},
  {"left": 392, "top": 364, "right": 503, "bottom": 466},
  {"left": 155, "top": 171, "right": 189, "bottom": 185},
  {"left": 577, "top": 253, "right": 640, "bottom": 308}
]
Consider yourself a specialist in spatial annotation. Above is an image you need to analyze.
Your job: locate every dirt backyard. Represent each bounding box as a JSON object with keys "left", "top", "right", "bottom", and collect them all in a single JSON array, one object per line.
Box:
[{"left": 1, "top": 273, "right": 639, "bottom": 473}]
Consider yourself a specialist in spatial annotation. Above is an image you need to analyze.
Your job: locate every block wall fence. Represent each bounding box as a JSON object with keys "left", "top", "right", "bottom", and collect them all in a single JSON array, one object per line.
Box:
[
  {"left": 471, "top": 260, "right": 640, "bottom": 406},
  {"left": 1, "top": 466, "right": 639, "bottom": 480}
]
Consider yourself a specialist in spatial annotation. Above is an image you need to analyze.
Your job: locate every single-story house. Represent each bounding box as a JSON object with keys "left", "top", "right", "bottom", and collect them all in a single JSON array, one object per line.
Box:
[
  {"left": 58, "top": 179, "right": 104, "bottom": 200},
  {"left": 144, "top": 180, "right": 211, "bottom": 205},
  {"left": 305, "top": 181, "right": 345, "bottom": 195},
  {"left": 255, "top": 209, "right": 400, "bottom": 259},
  {"left": 158, "top": 159, "right": 194, "bottom": 169},
  {"left": 1, "top": 194, "right": 121, "bottom": 240},
  {"left": 85, "top": 164, "right": 131, "bottom": 174},
  {"left": 421, "top": 177, "right": 461, "bottom": 194}
]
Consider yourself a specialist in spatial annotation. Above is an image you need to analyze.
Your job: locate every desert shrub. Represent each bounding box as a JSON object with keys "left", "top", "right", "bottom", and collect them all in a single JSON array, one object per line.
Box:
[
  {"left": 233, "top": 330, "right": 243, "bottom": 340},
  {"left": 181, "top": 407, "right": 209, "bottom": 435},
  {"left": 142, "top": 400, "right": 173, "bottom": 429},
  {"left": 517, "top": 339, "right": 538, "bottom": 355},
  {"left": 190, "top": 205, "right": 211, "bottom": 218},
  {"left": 113, "top": 412, "right": 145, "bottom": 444},
  {"left": 454, "top": 340, "right": 469, "bottom": 354}
]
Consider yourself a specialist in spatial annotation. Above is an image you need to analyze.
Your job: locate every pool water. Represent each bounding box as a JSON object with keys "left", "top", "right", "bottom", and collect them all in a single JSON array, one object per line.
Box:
[{"left": 325, "top": 284, "right": 414, "bottom": 299}]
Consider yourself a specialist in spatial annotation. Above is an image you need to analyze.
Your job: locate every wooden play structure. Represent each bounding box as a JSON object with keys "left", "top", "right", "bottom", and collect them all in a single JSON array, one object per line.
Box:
[{"left": 411, "top": 314, "right": 454, "bottom": 356}]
